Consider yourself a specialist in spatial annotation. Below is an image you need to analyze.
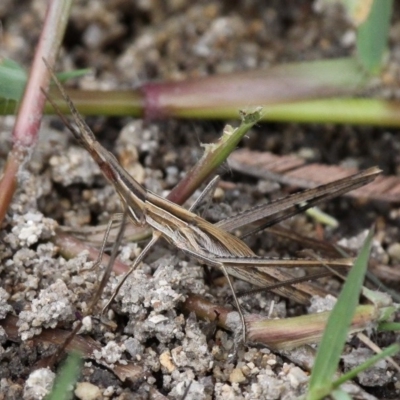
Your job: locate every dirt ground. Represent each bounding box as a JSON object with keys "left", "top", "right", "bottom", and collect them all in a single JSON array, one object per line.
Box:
[{"left": 1, "top": 1, "right": 400, "bottom": 399}]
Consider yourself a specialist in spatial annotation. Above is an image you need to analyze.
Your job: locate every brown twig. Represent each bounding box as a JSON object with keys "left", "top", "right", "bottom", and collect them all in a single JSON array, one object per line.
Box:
[{"left": 181, "top": 293, "right": 381, "bottom": 351}]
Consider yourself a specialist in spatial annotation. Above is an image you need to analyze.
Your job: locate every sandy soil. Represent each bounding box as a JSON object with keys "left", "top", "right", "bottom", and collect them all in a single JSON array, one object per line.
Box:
[{"left": 1, "top": 1, "right": 400, "bottom": 399}]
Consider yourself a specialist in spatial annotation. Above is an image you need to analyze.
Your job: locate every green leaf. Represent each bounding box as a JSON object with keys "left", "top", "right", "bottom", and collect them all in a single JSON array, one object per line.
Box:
[
  {"left": 333, "top": 343, "right": 400, "bottom": 387},
  {"left": 331, "top": 388, "right": 352, "bottom": 400},
  {"left": 0, "top": 57, "right": 27, "bottom": 101},
  {"left": 0, "top": 57, "right": 89, "bottom": 102},
  {"left": 56, "top": 69, "right": 91, "bottom": 83},
  {"left": 318, "top": 1, "right": 392, "bottom": 74},
  {"left": 356, "top": 0, "right": 393, "bottom": 74},
  {"left": 379, "top": 322, "right": 400, "bottom": 332},
  {"left": 306, "top": 228, "right": 374, "bottom": 400},
  {"left": 45, "top": 351, "right": 82, "bottom": 400}
]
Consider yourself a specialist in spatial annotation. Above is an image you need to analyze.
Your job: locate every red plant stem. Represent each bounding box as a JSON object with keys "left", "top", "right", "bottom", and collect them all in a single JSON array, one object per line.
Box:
[
  {"left": 38, "top": 90, "right": 400, "bottom": 127},
  {"left": 33, "top": 57, "right": 368, "bottom": 122},
  {"left": 0, "top": 0, "right": 72, "bottom": 224},
  {"left": 141, "top": 58, "right": 365, "bottom": 119}
]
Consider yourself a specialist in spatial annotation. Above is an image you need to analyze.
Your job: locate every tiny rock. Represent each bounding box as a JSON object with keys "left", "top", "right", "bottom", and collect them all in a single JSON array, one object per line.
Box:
[
  {"left": 388, "top": 243, "right": 400, "bottom": 262},
  {"left": 160, "top": 350, "right": 176, "bottom": 373},
  {"left": 74, "top": 381, "right": 102, "bottom": 400},
  {"left": 229, "top": 367, "right": 246, "bottom": 384}
]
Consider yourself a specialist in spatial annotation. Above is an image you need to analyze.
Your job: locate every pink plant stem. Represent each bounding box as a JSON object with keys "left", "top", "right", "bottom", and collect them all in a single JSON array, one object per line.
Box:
[
  {"left": 141, "top": 58, "right": 365, "bottom": 119},
  {"left": 0, "top": 0, "right": 72, "bottom": 223}
]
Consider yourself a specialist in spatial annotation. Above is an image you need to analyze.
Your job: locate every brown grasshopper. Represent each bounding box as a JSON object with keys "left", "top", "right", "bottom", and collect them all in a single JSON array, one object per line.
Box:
[{"left": 42, "top": 60, "right": 380, "bottom": 340}]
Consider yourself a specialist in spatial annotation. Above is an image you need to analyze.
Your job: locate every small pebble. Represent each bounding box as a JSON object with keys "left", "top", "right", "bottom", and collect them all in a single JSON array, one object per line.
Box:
[
  {"left": 213, "top": 187, "right": 225, "bottom": 200},
  {"left": 388, "top": 243, "right": 400, "bottom": 262},
  {"left": 160, "top": 350, "right": 176, "bottom": 373},
  {"left": 103, "top": 386, "right": 114, "bottom": 397},
  {"left": 74, "top": 382, "right": 102, "bottom": 400},
  {"left": 229, "top": 368, "right": 246, "bottom": 383}
]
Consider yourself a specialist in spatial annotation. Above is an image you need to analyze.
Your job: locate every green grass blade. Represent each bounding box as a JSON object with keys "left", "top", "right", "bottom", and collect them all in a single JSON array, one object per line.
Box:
[
  {"left": 333, "top": 343, "right": 400, "bottom": 388},
  {"left": 56, "top": 69, "right": 91, "bottom": 83},
  {"left": 0, "top": 58, "right": 27, "bottom": 101},
  {"left": 379, "top": 322, "right": 400, "bottom": 331},
  {"left": 305, "top": 207, "right": 338, "bottom": 228},
  {"left": 306, "top": 228, "right": 374, "bottom": 400},
  {"left": 45, "top": 351, "right": 82, "bottom": 400},
  {"left": 356, "top": 0, "right": 393, "bottom": 74},
  {"left": 0, "top": 57, "right": 89, "bottom": 102},
  {"left": 331, "top": 388, "right": 352, "bottom": 400}
]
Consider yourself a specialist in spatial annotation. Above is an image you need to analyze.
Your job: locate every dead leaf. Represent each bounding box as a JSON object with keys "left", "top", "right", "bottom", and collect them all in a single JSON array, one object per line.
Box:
[{"left": 229, "top": 149, "right": 400, "bottom": 203}]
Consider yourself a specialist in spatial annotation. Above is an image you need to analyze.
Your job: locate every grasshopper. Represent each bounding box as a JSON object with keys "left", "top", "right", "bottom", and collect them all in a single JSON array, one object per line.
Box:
[{"left": 42, "top": 60, "right": 380, "bottom": 340}]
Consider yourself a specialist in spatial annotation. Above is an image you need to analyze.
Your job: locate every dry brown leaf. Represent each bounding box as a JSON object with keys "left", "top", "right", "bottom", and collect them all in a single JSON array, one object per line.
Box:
[{"left": 229, "top": 149, "right": 400, "bottom": 203}]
